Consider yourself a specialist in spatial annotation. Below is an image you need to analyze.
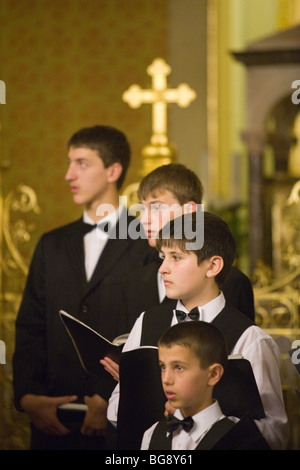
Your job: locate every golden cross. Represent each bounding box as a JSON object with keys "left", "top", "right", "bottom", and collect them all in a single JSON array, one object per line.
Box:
[{"left": 122, "top": 58, "right": 196, "bottom": 146}]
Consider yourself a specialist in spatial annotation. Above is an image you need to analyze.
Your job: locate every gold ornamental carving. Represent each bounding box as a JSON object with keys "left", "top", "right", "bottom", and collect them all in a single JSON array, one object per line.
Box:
[
  {"left": 0, "top": 127, "right": 40, "bottom": 449},
  {"left": 252, "top": 180, "right": 300, "bottom": 449},
  {"left": 2, "top": 184, "right": 40, "bottom": 277}
]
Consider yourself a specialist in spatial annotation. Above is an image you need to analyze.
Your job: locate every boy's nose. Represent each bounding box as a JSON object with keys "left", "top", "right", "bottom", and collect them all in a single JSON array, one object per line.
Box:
[
  {"left": 162, "top": 369, "right": 173, "bottom": 385},
  {"left": 65, "top": 166, "right": 75, "bottom": 181},
  {"left": 140, "top": 207, "right": 151, "bottom": 226},
  {"left": 159, "top": 257, "right": 169, "bottom": 274}
]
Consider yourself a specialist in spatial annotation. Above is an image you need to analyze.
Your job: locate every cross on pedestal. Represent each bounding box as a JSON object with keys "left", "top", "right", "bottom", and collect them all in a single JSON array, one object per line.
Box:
[{"left": 122, "top": 58, "right": 196, "bottom": 146}]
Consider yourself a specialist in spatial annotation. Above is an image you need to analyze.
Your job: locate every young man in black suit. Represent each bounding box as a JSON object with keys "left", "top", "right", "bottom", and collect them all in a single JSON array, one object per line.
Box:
[
  {"left": 12, "top": 125, "right": 152, "bottom": 450},
  {"left": 125, "top": 163, "right": 255, "bottom": 323}
]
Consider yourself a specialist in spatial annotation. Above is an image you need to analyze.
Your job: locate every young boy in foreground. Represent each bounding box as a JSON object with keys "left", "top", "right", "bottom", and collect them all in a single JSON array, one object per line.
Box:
[
  {"left": 107, "top": 211, "right": 289, "bottom": 450},
  {"left": 141, "top": 321, "right": 270, "bottom": 450}
]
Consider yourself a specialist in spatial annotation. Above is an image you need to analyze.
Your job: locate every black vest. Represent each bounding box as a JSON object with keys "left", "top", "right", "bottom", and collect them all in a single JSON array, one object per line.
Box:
[
  {"left": 148, "top": 415, "right": 271, "bottom": 450},
  {"left": 140, "top": 302, "right": 254, "bottom": 353},
  {"left": 149, "top": 417, "right": 235, "bottom": 450}
]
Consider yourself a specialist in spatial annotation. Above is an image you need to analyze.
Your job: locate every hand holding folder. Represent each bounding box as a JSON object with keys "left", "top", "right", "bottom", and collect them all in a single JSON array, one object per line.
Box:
[{"left": 59, "top": 310, "right": 125, "bottom": 382}]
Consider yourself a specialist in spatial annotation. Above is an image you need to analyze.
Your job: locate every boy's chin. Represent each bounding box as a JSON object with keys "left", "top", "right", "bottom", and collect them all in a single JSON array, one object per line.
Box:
[
  {"left": 148, "top": 237, "right": 157, "bottom": 248},
  {"left": 165, "top": 291, "right": 178, "bottom": 300}
]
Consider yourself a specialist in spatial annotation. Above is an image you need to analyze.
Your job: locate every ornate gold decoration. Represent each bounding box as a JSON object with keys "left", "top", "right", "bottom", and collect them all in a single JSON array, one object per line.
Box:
[
  {"left": 0, "top": 125, "right": 40, "bottom": 449},
  {"left": 253, "top": 261, "right": 300, "bottom": 450},
  {"left": 271, "top": 179, "right": 300, "bottom": 275},
  {"left": 253, "top": 179, "right": 300, "bottom": 449},
  {"left": 3, "top": 184, "right": 40, "bottom": 276},
  {"left": 287, "top": 179, "right": 300, "bottom": 205},
  {"left": 122, "top": 58, "right": 197, "bottom": 204}
]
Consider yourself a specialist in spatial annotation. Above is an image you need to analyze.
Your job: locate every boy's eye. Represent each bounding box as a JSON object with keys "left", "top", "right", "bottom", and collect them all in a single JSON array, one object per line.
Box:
[
  {"left": 175, "top": 365, "right": 183, "bottom": 371},
  {"left": 160, "top": 364, "right": 166, "bottom": 371}
]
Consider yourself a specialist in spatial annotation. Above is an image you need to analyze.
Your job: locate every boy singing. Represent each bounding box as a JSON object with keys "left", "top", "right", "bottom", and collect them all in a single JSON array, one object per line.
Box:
[{"left": 141, "top": 321, "right": 270, "bottom": 450}]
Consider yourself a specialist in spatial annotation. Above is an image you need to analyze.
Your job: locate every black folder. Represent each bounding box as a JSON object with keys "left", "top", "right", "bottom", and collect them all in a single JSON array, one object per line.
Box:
[
  {"left": 213, "top": 357, "right": 265, "bottom": 420},
  {"left": 59, "top": 309, "right": 122, "bottom": 381},
  {"left": 117, "top": 347, "right": 166, "bottom": 450},
  {"left": 208, "top": 415, "right": 271, "bottom": 450}
]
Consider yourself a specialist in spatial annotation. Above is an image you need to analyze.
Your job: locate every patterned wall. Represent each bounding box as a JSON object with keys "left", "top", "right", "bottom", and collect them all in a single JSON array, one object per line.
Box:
[
  {"left": 0, "top": 0, "right": 169, "bottom": 449},
  {"left": 0, "top": 0, "right": 169, "bottom": 235}
]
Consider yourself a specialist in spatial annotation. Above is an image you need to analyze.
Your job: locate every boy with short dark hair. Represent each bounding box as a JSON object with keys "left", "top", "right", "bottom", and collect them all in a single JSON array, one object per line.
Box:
[
  {"left": 141, "top": 321, "right": 270, "bottom": 450},
  {"left": 107, "top": 211, "right": 289, "bottom": 450},
  {"left": 129, "top": 163, "right": 255, "bottom": 321}
]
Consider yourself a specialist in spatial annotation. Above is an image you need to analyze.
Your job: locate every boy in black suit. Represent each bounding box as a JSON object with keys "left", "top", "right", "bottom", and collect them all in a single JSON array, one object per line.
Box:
[
  {"left": 12, "top": 125, "right": 152, "bottom": 450},
  {"left": 126, "top": 163, "right": 255, "bottom": 323},
  {"left": 107, "top": 212, "right": 289, "bottom": 450},
  {"left": 141, "top": 321, "right": 270, "bottom": 450}
]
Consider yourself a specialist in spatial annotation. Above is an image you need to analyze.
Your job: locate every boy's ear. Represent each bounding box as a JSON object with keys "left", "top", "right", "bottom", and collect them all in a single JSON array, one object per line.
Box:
[
  {"left": 107, "top": 162, "right": 123, "bottom": 184},
  {"left": 208, "top": 363, "right": 224, "bottom": 386},
  {"left": 182, "top": 201, "right": 197, "bottom": 214},
  {"left": 206, "top": 256, "right": 224, "bottom": 278}
]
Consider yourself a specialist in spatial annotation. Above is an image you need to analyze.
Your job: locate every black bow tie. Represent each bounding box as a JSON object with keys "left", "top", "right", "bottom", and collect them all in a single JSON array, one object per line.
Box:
[
  {"left": 175, "top": 307, "right": 199, "bottom": 322},
  {"left": 81, "top": 221, "right": 111, "bottom": 235},
  {"left": 81, "top": 222, "right": 97, "bottom": 234},
  {"left": 166, "top": 414, "right": 194, "bottom": 433}
]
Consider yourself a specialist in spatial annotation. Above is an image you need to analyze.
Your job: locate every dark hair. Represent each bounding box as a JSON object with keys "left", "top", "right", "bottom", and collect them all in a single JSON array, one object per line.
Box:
[
  {"left": 158, "top": 321, "right": 228, "bottom": 370},
  {"left": 67, "top": 125, "right": 131, "bottom": 189},
  {"left": 157, "top": 211, "right": 236, "bottom": 285},
  {"left": 137, "top": 163, "right": 204, "bottom": 204}
]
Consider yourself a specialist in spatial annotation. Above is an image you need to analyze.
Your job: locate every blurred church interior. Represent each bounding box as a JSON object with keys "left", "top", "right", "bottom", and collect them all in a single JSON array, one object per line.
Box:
[{"left": 0, "top": 0, "right": 299, "bottom": 449}]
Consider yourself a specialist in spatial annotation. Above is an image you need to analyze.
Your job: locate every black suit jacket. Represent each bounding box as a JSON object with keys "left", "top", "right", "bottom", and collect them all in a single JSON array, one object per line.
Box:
[
  {"left": 125, "top": 251, "right": 255, "bottom": 321},
  {"left": 13, "top": 213, "right": 152, "bottom": 407}
]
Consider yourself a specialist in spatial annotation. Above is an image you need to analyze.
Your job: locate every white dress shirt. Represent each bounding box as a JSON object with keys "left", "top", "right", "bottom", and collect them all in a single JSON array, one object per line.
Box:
[
  {"left": 107, "top": 291, "right": 289, "bottom": 450},
  {"left": 157, "top": 271, "right": 166, "bottom": 303},
  {"left": 141, "top": 401, "right": 235, "bottom": 450},
  {"left": 83, "top": 206, "right": 123, "bottom": 281}
]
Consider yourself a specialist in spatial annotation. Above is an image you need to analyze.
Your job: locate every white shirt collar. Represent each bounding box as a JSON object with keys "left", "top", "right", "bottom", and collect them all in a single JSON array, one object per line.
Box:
[
  {"left": 173, "top": 401, "right": 226, "bottom": 443},
  {"left": 83, "top": 204, "right": 124, "bottom": 230},
  {"left": 173, "top": 291, "right": 226, "bottom": 323}
]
